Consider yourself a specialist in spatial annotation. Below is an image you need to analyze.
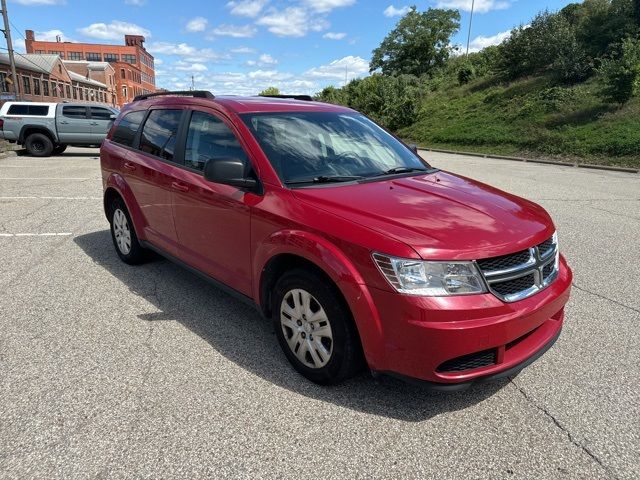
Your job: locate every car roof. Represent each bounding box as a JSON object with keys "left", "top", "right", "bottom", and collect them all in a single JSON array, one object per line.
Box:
[{"left": 125, "top": 94, "right": 354, "bottom": 115}]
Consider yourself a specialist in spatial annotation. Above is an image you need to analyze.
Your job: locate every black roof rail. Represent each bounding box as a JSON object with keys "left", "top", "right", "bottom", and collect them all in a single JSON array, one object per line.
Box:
[
  {"left": 133, "top": 90, "right": 214, "bottom": 102},
  {"left": 258, "top": 94, "right": 313, "bottom": 101}
]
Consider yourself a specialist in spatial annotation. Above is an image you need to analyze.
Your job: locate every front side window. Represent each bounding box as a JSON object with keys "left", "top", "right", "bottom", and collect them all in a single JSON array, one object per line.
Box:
[
  {"left": 139, "top": 109, "right": 182, "bottom": 161},
  {"left": 90, "top": 107, "right": 113, "bottom": 120},
  {"left": 111, "top": 110, "right": 145, "bottom": 147},
  {"left": 62, "top": 106, "right": 88, "bottom": 119},
  {"left": 184, "top": 111, "right": 248, "bottom": 172},
  {"left": 242, "top": 112, "right": 429, "bottom": 185}
]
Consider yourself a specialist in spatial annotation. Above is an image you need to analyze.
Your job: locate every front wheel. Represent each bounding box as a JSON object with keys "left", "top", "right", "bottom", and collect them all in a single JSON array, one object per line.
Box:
[
  {"left": 109, "top": 197, "right": 147, "bottom": 265},
  {"left": 272, "top": 269, "right": 363, "bottom": 385}
]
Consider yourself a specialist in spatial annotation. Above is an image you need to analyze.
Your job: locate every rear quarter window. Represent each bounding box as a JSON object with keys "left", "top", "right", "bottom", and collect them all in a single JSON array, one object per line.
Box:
[
  {"left": 7, "top": 104, "right": 49, "bottom": 116},
  {"left": 111, "top": 110, "right": 146, "bottom": 148}
]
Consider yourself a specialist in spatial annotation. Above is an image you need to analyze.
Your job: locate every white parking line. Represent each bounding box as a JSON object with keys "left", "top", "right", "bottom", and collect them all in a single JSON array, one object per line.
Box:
[
  {"left": 0, "top": 233, "right": 73, "bottom": 237},
  {"left": 0, "top": 196, "right": 101, "bottom": 200}
]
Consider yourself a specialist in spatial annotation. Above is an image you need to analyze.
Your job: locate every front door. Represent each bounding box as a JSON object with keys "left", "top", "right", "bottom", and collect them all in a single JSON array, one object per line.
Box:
[
  {"left": 58, "top": 105, "right": 92, "bottom": 144},
  {"left": 89, "top": 106, "right": 116, "bottom": 143},
  {"left": 171, "top": 109, "right": 255, "bottom": 297}
]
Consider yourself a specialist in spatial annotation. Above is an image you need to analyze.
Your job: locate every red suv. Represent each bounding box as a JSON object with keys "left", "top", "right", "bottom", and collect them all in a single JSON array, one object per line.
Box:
[{"left": 100, "top": 91, "right": 572, "bottom": 389}]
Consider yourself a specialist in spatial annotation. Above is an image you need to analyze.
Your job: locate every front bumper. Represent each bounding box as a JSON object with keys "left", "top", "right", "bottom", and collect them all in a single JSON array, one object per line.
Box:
[{"left": 366, "top": 255, "right": 572, "bottom": 386}]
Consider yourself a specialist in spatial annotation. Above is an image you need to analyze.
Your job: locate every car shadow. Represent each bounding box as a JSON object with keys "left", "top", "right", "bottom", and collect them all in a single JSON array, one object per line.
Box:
[
  {"left": 16, "top": 149, "right": 100, "bottom": 158},
  {"left": 74, "top": 230, "right": 508, "bottom": 422}
]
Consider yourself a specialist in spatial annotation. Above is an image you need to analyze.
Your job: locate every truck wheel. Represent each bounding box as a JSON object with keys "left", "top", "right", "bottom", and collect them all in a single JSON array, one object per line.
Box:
[
  {"left": 25, "top": 133, "right": 53, "bottom": 157},
  {"left": 52, "top": 145, "right": 67, "bottom": 155},
  {"left": 109, "top": 197, "right": 147, "bottom": 265},
  {"left": 272, "top": 268, "right": 364, "bottom": 385}
]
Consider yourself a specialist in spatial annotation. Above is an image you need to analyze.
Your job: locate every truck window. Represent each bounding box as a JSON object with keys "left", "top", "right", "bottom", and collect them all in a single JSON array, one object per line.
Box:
[
  {"left": 62, "top": 106, "right": 89, "bottom": 119},
  {"left": 7, "top": 104, "right": 49, "bottom": 116},
  {"left": 89, "top": 107, "right": 114, "bottom": 120}
]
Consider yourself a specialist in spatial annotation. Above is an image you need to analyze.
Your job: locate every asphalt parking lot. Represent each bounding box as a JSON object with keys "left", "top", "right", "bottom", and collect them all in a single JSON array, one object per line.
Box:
[{"left": 0, "top": 147, "right": 638, "bottom": 479}]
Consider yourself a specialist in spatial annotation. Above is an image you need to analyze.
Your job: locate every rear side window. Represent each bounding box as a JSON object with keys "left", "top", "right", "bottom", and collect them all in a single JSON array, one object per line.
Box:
[
  {"left": 62, "top": 106, "right": 88, "bottom": 119},
  {"left": 185, "top": 111, "right": 248, "bottom": 172},
  {"left": 90, "top": 107, "right": 113, "bottom": 120},
  {"left": 139, "top": 109, "right": 182, "bottom": 161},
  {"left": 7, "top": 104, "right": 49, "bottom": 116},
  {"left": 111, "top": 110, "right": 145, "bottom": 147}
]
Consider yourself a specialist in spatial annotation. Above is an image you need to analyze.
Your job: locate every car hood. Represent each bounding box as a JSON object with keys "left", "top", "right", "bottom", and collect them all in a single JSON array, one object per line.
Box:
[{"left": 292, "top": 171, "right": 555, "bottom": 260}]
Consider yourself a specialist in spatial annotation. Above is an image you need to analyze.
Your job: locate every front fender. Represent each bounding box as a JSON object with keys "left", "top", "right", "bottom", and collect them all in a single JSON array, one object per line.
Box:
[
  {"left": 104, "top": 173, "right": 147, "bottom": 241},
  {"left": 254, "top": 230, "right": 386, "bottom": 369}
]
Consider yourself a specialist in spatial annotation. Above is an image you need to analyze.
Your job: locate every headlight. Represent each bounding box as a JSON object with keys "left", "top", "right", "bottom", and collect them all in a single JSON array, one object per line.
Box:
[{"left": 373, "top": 253, "right": 487, "bottom": 296}]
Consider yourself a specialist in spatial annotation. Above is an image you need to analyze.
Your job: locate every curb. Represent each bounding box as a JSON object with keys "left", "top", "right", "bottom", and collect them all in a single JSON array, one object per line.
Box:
[
  {"left": 419, "top": 147, "right": 640, "bottom": 174},
  {"left": 0, "top": 150, "right": 17, "bottom": 160}
]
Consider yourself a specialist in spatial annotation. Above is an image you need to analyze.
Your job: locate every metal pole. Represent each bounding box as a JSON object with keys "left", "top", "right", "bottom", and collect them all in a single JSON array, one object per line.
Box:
[
  {"left": 0, "top": 0, "right": 19, "bottom": 100},
  {"left": 465, "top": 0, "right": 475, "bottom": 57}
]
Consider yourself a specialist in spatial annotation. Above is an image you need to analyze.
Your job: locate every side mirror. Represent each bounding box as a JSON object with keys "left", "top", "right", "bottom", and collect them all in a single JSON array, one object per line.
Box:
[
  {"left": 203, "top": 158, "right": 257, "bottom": 190},
  {"left": 109, "top": 114, "right": 117, "bottom": 120},
  {"left": 408, "top": 144, "right": 419, "bottom": 154}
]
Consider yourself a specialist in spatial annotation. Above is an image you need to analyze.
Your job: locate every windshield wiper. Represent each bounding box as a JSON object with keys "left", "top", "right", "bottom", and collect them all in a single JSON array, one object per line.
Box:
[
  {"left": 372, "top": 166, "right": 429, "bottom": 177},
  {"left": 287, "top": 175, "right": 364, "bottom": 185}
]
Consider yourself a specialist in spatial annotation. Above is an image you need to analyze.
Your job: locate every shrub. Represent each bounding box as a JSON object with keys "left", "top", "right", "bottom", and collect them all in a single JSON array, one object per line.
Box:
[{"left": 600, "top": 37, "right": 640, "bottom": 104}]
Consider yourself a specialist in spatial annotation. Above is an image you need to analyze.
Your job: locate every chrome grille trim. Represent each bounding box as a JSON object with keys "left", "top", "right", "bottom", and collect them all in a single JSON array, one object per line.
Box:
[{"left": 476, "top": 235, "right": 559, "bottom": 303}]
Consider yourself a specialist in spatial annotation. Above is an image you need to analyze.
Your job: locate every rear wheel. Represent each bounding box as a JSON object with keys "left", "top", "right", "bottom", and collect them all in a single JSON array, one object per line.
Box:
[
  {"left": 25, "top": 133, "right": 53, "bottom": 157},
  {"left": 109, "top": 197, "right": 146, "bottom": 265},
  {"left": 52, "top": 145, "right": 67, "bottom": 155},
  {"left": 272, "top": 269, "right": 363, "bottom": 385}
]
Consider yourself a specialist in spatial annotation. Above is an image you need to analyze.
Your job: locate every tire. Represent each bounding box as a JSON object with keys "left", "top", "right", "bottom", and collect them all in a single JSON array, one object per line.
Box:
[
  {"left": 25, "top": 133, "right": 54, "bottom": 157},
  {"left": 52, "top": 145, "right": 67, "bottom": 155},
  {"left": 272, "top": 268, "right": 363, "bottom": 385},
  {"left": 109, "top": 197, "right": 147, "bottom": 265}
]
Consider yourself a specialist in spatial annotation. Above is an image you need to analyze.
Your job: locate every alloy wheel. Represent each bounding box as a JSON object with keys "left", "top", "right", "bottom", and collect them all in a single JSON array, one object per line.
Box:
[{"left": 113, "top": 208, "right": 132, "bottom": 255}]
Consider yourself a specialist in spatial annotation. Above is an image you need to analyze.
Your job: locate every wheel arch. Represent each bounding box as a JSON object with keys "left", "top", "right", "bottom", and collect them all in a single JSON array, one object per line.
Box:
[
  {"left": 19, "top": 125, "right": 57, "bottom": 144},
  {"left": 103, "top": 174, "right": 147, "bottom": 240}
]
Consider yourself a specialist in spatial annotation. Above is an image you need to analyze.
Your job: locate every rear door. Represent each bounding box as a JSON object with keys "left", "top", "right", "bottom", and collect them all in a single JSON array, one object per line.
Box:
[
  {"left": 170, "top": 108, "right": 255, "bottom": 296},
  {"left": 89, "top": 106, "right": 116, "bottom": 143},
  {"left": 58, "top": 105, "right": 91, "bottom": 144}
]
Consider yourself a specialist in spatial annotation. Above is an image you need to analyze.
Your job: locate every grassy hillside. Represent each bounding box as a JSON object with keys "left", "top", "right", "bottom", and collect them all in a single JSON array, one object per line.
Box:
[{"left": 399, "top": 74, "right": 640, "bottom": 168}]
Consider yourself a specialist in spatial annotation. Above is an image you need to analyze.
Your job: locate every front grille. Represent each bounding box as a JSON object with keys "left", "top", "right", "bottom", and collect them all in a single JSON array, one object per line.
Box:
[
  {"left": 477, "top": 249, "right": 530, "bottom": 272},
  {"left": 476, "top": 235, "right": 558, "bottom": 302},
  {"left": 492, "top": 273, "right": 536, "bottom": 296},
  {"left": 437, "top": 349, "right": 497, "bottom": 373}
]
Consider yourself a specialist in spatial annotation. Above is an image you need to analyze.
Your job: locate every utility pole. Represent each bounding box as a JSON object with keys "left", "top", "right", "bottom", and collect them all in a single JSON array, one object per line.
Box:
[
  {"left": 465, "top": 0, "right": 475, "bottom": 58},
  {"left": 0, "top": 0, "right": 19, "bottom": 100},
  {"left": 190, "top": 75, "right": 194, "bottom": 91}
]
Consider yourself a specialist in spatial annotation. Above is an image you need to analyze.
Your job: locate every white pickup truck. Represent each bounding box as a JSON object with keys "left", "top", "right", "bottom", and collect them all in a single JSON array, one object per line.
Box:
[{"left": 0, "top": 101, "right": 119, "bottom": 156}]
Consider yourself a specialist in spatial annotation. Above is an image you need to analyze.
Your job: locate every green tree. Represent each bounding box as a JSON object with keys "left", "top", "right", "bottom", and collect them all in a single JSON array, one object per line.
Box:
[
  {"left": 370, "top": 7, "right": 460, "bottom": 76},
  {"left": 259, "top": 86, "right": 280, "bottom": 96},
  {"left": 600, "top": 37, "right": 640, "bottom": 104}
]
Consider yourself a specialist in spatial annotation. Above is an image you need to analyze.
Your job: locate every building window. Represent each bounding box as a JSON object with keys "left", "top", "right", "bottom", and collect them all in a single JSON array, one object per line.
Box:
[
  {"left": 42, "top": 79, "right": 49, "bottom": 96},
  {"left": 52, "top": 82, "right": 58, "bottom": 97},
  {"left": 0, "top": 72, "right": 8, "bottom": 93},
  {"left": 73, "top": 86, "right": 78, "bottom": 99},
  {"left": 79, "top": 88, "right": 84, "bottom": 100},
  {"left": 122, "top": 85, "right": 127, "bottom": 100},
  {"left": 85, "top": 88, "right": 89, "bottom": 100},
  {"left": 68, "top": 52, "right": 83, "bottom": 61},
  {"left": 33, "top": 78, "right": 41, "bottom": 95},
  {"left": 122, "top": 54, "right": 137, "bottom": 64},
  {"left": 34, "top": 49, "right": 45, "bottom": 54},
  {"left": 22, "top": 76, "right": 31, "bottom": 95},
  {"left": 86, "top": 52, "right": 102, "bottom": 61},
  {"left": 48, "top": 50, "right": 64, "bottom": 59},
  {"left": 66, "top": 84, "right": 71, "bottom": 98},
  {"left": 104, "top": 53, "right": 119, "bottom": 62},
  {"left": 120, "top": 68, "right": 125, "bottom": 79}
]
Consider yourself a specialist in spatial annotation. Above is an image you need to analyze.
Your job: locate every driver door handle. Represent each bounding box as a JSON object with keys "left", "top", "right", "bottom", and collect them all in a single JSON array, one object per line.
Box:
[{"left": 171, "top": 181, "right": 189, "bottom": 193}]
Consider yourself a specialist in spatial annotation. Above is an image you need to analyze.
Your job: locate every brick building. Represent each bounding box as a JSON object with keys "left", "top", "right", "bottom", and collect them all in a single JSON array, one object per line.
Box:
[
  {"left": 0, "top": 53, "right": 111, "bottom": 105},
  {"left": 25, "top": 30, "right": 156, "bottom": 106}
]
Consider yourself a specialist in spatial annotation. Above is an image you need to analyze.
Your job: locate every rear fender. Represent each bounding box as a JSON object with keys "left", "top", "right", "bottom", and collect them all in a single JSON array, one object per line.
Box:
[{"left": 104, "top": 173, "right": 147, "bottom": 240}]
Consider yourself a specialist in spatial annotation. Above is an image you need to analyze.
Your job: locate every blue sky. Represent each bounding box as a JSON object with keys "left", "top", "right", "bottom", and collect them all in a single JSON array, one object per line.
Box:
[{"left": 8, "top": 0, "right": 577, "bottom": 94}]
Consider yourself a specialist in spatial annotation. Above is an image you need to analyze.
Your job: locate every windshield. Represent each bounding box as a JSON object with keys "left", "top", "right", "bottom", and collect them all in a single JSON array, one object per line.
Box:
[{"left": 241, "top": 112, "right": 432, "bottom": 185}]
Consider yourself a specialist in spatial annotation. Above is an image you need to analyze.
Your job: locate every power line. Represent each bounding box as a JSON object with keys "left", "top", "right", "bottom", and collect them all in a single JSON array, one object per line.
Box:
[{"left": 465, "top": 0, "right": 476, "bottom": 57}]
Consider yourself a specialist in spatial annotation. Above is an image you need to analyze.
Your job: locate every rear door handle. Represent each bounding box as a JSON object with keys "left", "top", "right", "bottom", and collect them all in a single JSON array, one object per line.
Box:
[
  {"left": 123, "top": 162, "right": 136, "bottom": 171},
  {"left": 90, "top": 122, "right": 99, "bottom": 126},
  {"left": 171, "top": 181, "right": 189, "bottom": 193}
]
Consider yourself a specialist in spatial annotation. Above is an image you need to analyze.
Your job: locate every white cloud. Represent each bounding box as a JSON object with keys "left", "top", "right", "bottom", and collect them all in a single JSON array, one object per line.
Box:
[
  {"left": 77, "top": 21, "right": 151, "bottom": 40},
  {"left": 146, "top": 41, "right": 227, "bottom": 62},
  {"left": 323, "top": 32, "right": 346, "bottom": 40},
  {"left": 210, "top": 24, "right": 257, "bottom": 38},
  {"left": 256, "top": 7, "right": 328, "bottom": 37},
  {"left": 174, "top": 61, "right": 208, "bottom": 72},
  {"left": 435, "top": 0, "right": 510, "bottom": 13},
  {"left": 227, "top": 0, "right": 268, "bottom": 18},
  {"left": 466, "top": 29, "right": 510, "bottom": 52},
  {"left": 186, "top": 17, "right": 208, "bottom": 33},
  {"left": 259, "top": 53, "right": 277, "bottom": 65},
  {"left": 383, "top": 5, "right": 410, "bottom": 17},
  {"left": 230, "top": 46, "right": 255, "bottom": 54},
  {"left": 304, "top": 55, "right": 369, "bottom": 81},
  {"left": 303, "top": 0, "right": 356, "bottom": 13},
  {"left": 11, "top": 0, "right": 65, "bottom": 4},
  {"left": 34, "top": 29, "right": 75, "bottom": 42}
]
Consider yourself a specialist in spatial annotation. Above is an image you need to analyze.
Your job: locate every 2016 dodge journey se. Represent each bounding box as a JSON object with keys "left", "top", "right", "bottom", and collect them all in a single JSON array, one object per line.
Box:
[{"left": 100, "top": 90, "right": 572, "bottom": 389}]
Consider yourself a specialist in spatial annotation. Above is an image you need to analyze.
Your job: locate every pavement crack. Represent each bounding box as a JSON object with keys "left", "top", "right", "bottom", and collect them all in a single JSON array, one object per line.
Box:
[
  {"left": 509, "top": 378, "right": 619, "bottom": 480},
  {"left": 585, "top": 205, "right": 640, "bottom": 221},
  {"left": 571, "top": 282, "right": 640, "bottom": 315}
]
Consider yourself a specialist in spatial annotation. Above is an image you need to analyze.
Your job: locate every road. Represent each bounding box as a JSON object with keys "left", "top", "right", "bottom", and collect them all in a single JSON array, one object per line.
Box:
[{"left": 0, "top": 147, "right": 638, "bottom": 479}]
